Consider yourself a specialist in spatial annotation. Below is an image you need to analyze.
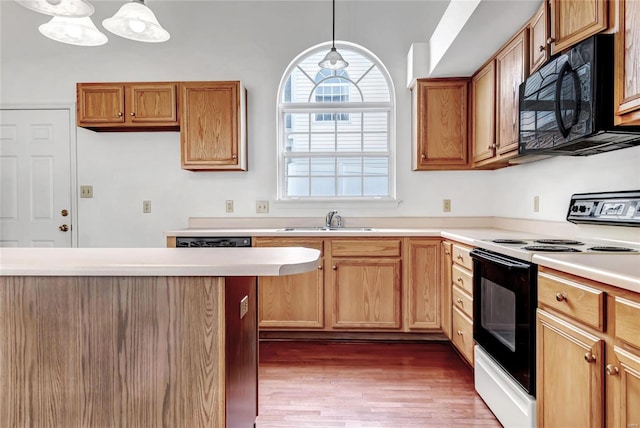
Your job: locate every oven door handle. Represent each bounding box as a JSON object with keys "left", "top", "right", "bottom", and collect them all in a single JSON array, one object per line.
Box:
[{"left": 470, "top": 249, "right": 531, "bottom": 270}]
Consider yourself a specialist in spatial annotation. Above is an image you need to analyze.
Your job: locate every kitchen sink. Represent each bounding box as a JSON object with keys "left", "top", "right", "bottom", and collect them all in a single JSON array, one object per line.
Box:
[{"left": 279, "top": 227, "right": 375, "bottom": 232}]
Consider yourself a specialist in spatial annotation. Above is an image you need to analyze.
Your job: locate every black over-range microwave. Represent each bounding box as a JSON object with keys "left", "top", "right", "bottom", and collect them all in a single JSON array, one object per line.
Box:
[{"left": 518, "top": 34, "right": 640, "bottom": 158}]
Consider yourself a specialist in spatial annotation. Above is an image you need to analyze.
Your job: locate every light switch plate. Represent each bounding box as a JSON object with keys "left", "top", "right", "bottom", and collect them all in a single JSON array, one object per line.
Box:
[
  {"left": 240, "top": 296, "right": 249, "bottom": 319},
  {"left": 443, "top": 199, "right": 452, "bottom": 212},
  {"left": 80, "top": 185, "right": 93, "bottom": 198},
  {"left": 143, "top": 200, "right": 151, "bottom": 213},
  {"left": 226, "top": 200, "right": 234, "bottom": 213}
]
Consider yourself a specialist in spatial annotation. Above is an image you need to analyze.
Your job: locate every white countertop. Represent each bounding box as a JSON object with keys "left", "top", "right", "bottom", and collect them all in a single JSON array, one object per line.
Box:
[
  {"left": 165, "top": 226, "right": 640, "bottom": 294},
  {"left": 533, "top": 253, "right": 640, "bottom": 293},
  {"left": 0, "top": 247, "right": 320, "bottom": 277}
]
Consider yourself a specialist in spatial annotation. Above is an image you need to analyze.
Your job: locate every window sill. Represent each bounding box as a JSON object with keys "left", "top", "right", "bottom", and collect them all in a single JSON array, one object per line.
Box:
[{"left": 273, "top": 198, "right": 402, "bottom": 209}]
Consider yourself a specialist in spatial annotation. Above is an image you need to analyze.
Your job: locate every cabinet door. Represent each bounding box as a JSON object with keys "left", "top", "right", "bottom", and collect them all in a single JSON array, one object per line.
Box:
[
  {"left": 496, "top": 29, "right": 528, "bottom": 156},
  {"left": 405, "top": 239, "right": 440, "bottom": 330},
  {"left": 615, "top": 0, "right": 640, "bottom": 125},
  {"left": 549, "top": 0, "right": 608, "bottom": 54},
  {"left": 412, "top": 79, "right": 469, "bottom": 170},
  {"left": 181, "top": 81, "right": 246, "bottom": 171},
  {"left": 608, "top": 346, "right": 640, "bottom": 428},
  {"left": 128, "top": 83, "right": 178, "bottom": 125},
  {"left": 441, "top": 241, "right": 453, "bottom": 339},
  {"left": 330, "top": 258, "right": 401, "bottom": 330},
  {"left": 529, "top": 1, "right": 549, "bottom": 74},
  {"left": 471, "top": 61, "right": 496, "bottom": 165},
  {"left": 537, "top": 310, "right": 604, "bottom": 428},
  {"left": 77, "top": 83, "right": 125, "bottom": 125},
  {"left": 255, "top": 237, "right": 324, "bottom": 329}
]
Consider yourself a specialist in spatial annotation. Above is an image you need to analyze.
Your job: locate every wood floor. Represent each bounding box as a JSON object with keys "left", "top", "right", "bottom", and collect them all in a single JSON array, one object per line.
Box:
[{"left": 257, "top": 341, "right": 501, "bottom": 428}]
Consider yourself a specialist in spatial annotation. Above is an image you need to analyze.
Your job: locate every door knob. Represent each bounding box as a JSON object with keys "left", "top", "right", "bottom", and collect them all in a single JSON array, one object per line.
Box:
[
  {"left": 59, "top": 224, "right": 69, "bottom": 232},
  {"left": 61, "top": 209, "right": 69, "bottom": 217}
]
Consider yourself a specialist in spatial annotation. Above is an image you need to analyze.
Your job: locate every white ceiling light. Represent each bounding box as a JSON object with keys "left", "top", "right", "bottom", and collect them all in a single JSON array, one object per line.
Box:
[
  {"left": 318, "top": 0, "right": 348, "bottom": 70},
  {"left": 102, "top": 0, "right": 170, "bottom": 43},
  {"left": 39, "top": 16, "right": 107, "bottom": 46},
  {"left": 16, "top": 0, "right": 94, "bottom": 17}
]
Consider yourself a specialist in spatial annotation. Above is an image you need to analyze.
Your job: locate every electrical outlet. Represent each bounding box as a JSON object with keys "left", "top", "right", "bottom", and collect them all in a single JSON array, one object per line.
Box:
[
  {"left": 226, "top": 200, "right": 234, "bottom": 213},
  {"left": 143, "top": 200, "right": 151, "bottom": 213},
  {"left": 256, "top": 200, "right": 269, "bottom": 213},
  {"left": 240, "top": 295, "right": 249, "bottom": 319},
  {"left": 443, "top": 199, "right": 452, "bottom": 212},
  {"left": 533, "top": 195, "right": 540, "bottom": 213},
  {"left": 80, "top": 185, "right": 93, "bottom": 198}
]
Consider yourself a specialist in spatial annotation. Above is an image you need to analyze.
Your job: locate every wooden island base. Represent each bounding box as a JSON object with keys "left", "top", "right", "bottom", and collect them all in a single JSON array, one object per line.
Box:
[{"left": 0, "top": 275, "right": 257, "bottom": 428}]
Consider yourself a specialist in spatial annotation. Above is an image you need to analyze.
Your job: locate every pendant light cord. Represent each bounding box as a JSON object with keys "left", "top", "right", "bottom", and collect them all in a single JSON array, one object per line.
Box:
[{"left": 332, "top": 0, "right": 336, "bottom": 49}]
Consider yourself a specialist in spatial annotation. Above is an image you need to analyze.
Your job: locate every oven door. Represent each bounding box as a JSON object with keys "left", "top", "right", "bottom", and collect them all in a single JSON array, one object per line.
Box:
[{"left": 470, "top": 248, "right": 537, "bottom": 396}]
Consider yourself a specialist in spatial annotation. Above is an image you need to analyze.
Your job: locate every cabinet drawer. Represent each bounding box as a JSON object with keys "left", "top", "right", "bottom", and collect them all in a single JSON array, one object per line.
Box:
[
  {"left": 452, "top": 306, "right": 474, "bottom": 366},
  {"left": 452, "top": 264, "right": 473, "bottom": 295},
  {"left": 330, "top": 239, "right": 402, "bottom": 257},
  {"left": 452, "top": 244, "right": 473, "bottom": 270},
  {"left": 538, "top": 272, "right": 604, "bottom": 331},
  {"left": 254, "top": 237, "right": 323, "bottom": 255},
  {"left": 452, "top": 284, "right": 473, "bottom": 319},
  {"left": 615, "top": 297, "right": 640, "bottom": 349}
]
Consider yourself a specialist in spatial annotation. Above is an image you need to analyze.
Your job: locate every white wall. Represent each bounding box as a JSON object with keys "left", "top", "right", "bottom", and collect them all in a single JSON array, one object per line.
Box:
[{"left": 1, "top": 1, "right": 638, "bottom": 247}]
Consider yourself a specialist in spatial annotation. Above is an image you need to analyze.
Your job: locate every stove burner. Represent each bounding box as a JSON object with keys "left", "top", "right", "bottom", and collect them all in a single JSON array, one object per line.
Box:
[
  {"left": 587, "top": 246, "right": 638, "bottom": 252},
  {"left": 534, "top": 239, "right": 585, "bottom": 246},
  {"left": 522, "top": 245, "right": 582, "bottom": 252},
  {"left": 492, "top": 239, "right": 529, "bottom": 244}
]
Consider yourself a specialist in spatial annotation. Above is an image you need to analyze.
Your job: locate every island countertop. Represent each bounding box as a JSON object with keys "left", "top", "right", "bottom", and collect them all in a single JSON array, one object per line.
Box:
[{"left": 0, "top": 247, "right": 320, "bottom": 276}]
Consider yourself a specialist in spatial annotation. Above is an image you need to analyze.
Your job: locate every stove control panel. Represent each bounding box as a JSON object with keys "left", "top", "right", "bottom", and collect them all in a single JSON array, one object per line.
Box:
[{"left": 567, "top": 190, "right": 640, "bottom": 226}]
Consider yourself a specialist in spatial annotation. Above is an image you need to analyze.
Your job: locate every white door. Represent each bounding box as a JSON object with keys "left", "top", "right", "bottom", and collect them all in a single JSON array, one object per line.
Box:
[{"left": 0, "top": 109, "right": 73, "bottom": 247}]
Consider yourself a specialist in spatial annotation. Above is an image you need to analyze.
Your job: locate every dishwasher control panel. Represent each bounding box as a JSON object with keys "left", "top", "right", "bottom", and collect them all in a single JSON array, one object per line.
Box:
[{"left": 175, "top": 237, "right": 252, "bottom": 247}]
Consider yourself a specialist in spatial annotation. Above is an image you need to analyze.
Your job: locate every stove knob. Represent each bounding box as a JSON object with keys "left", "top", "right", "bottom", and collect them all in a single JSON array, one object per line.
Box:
[
  {"left": 572, "top": 206, "right": 579, "bottom": 212},
  {"left": 579, "top": 206, "right": 587, "bottom": 212}
]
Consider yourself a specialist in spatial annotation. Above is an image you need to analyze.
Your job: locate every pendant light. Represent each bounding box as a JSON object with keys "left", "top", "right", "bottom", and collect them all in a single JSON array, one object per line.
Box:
[
  {"left": 16, "top": 0, "right": 94, "bottom": 17},
  {"left": 39, "top": 16, "right": 107, "bottom": 46},
  {"left": 102, "top": 0, "right": 170, "bottom": 43},
  {"left": 318, "top": 0, "right": 348, "bottom": 70}
]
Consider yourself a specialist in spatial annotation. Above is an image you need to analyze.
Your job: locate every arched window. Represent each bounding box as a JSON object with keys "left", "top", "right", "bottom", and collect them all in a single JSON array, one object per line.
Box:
[{"left": 277, "top": 42, "right": 395, "bottom": 200}]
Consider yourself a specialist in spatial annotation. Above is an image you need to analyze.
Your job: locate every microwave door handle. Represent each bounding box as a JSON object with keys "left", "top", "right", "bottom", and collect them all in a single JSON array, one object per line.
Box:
[{"left": 554, "top": 61, "right": 582, "bottom": 138}]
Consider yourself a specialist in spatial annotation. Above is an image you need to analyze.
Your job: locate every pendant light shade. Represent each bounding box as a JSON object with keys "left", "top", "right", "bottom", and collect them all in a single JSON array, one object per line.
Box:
[
  {"left": 102, "top": 0, "right": 170, "bottom": 43},
  {"left": 39, "top": 16, "right": 107, "bottom": 46},
  {"left": 319, "top": 0, "right": 348, "bottom": 70},
  {"left": 16, "top": 0, "right": 94, "bottom": 17}
]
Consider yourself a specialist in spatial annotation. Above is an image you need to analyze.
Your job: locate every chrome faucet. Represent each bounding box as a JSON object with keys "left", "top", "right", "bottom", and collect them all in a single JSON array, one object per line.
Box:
[{"left": 325, "top": 210, "right": 340, "bottom": 228}]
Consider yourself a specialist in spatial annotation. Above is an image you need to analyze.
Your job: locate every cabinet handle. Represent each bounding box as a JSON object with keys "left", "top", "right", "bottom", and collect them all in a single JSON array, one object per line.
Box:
[
  {"left": 457, "top": 330, "right": 464, "bottom": 336},
  {"left": 456, "top": 255, "right": 463, "bottom": 261},
  {"left": 421, "top": 153, "right": 426, "bottom": 160},
  {"left": 539, "top": 45, "right": 545, "bottom": 52},
  {"left": 546, "top": 37, "right": 555, "bottom": 45},
  {"left": 130, "top": 112, "right": 135, "bottom": 116},
  {"left": 555, "top": 292, "right": 567, "bottom": 302},
  {"left": 456, "top": 298, "right": 463, "bottom": 305},
  {"left": 487, "top": 144, "right": 496, "bottom": 150},
  {"left": 444, "top": 250, "right": 450, "bottom": 255},
  {"left": 606, "top": 365, "right": 619, "bottom": 376},
  {"left": 456, "top": 276, "right": 463, "bottom": 283},
  {"left": 118, "top": 112, "right": 123, "bottom": 117},
  {"left": 332, "top": 265, "right": 337, "bottom": 270},
  {"left": 232, "top": 154, "right": 237, "bottom": 160},
  {"left": 317, "top": 265, "right": 323, "bottom": 270},
  {"left": 584, "top": 352, "right": 595, "bottom": 363}
]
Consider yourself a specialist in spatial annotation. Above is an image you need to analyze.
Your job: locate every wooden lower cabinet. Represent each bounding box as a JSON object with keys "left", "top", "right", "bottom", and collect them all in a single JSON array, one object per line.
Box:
[
  {"left": 330, "top": 257, "right": 402, "bottom": 329},
  {"left": 536, "top": 267, "right": 640, "bottom": 428},
  {"left": 537, "top": 309, "right": 604, "bottom": 428},
  {"left": 440, "top": 241, "right": 453, "bottom": 339},
  {"left": 405, "top": 239, "right": 441, "bottom": 331},
  {"left": 254, "top": 237, "right": 324, "bottom": 329}
]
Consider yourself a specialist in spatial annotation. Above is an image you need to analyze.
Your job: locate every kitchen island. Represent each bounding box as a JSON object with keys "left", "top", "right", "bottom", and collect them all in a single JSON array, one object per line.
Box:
[{"left": 0, "top": 247, "right": 320, "bottom": 428}]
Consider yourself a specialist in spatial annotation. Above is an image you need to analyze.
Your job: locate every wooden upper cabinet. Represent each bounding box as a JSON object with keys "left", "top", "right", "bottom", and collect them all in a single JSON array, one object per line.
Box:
[
  {"left": 77, "top": 82, "right": 179, "bottom": 130},
  {"left": 471, "top": 61, "right": 496, "bottom": 166},
  {"left": 549, "top": 0, "right": 608, "bottom": 54},
  {"left": 495, "top": 29, "right": 529, "bottom": 157},
  {"left": 529, "top": 1, "right": 549, "bottom": 74},
  {"left": 411, "top": 78, "right": 470, "bottom": 170},
  {"left": 180, "top": 81, "right": 247, "bottom": 171},
  {"left": 615, "top": 0, "right": 640, "bottom": 125}
]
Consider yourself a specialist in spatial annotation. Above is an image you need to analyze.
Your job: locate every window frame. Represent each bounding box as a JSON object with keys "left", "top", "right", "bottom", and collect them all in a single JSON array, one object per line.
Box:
[{"left": 276, "top": 41, "right": 397, "bottom": 202}]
